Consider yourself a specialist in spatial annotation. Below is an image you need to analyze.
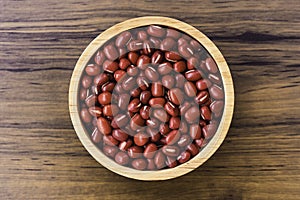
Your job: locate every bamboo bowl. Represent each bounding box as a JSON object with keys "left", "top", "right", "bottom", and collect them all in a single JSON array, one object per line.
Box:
[{"left": 69, "top": 16, "right": 234, "bottom": 180}]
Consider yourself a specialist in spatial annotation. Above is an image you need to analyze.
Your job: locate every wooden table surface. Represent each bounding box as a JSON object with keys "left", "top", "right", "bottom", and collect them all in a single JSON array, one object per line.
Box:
[{"left": 1, "top": 0, "right": 299, "bottom": 199}]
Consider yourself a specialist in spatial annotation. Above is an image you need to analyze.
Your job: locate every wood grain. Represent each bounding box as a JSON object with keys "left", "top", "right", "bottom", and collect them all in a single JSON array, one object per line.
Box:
[{"left": 0, "top": 0, "right": 299, "bottom": 199}]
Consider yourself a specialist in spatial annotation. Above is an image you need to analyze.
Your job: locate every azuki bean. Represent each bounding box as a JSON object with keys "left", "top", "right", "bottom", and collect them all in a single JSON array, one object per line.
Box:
[
  {"left": 119, "top": 58, "right": 131, "bottom": 70},
  {"left": 153, "top": 109, "right": 170, "bottom": 122},
  {"left": 166, "top": 156, "right": 177, "bottom": 168},
  {"left": 115, "top": 151, "right": 129, "bottom": 165},
  {"left": 149, "top": 37, "right": 161, "bottom": 49},
  {"left": 130, "top": 113, "right": 145, "bottom": 130},
  {"left": 147, "top": 25, "right": 166, "bottom": 38},
  {"left": 102, "top": 82, "right": 115, "bottom": 92},
  {"left": 140, "top": 105, "right": 150, "bottom": 119},
  {"left": 115, "top": 31, "right": 132, "bottom": 47},
  {"left": 98, "top": 92, "right": 112, "bottom": 105},
  {"left": 168, "top": 88, "right": 184, "bottom": 105},
  {"left": 137, "top": 55, "right": 150, "bottom": 70},
  {"left": 114, "top": 114, "right": 129, "bottom": 128},
  {"left": 184, "top": 106, "right": 200, "bottom": 123},
  {"left": 146, "top": 118, "right": 160, "bottom": 129},
  {"left": 205, "top": 57, "right": 218, "bottom": 73},
  {"left": 154, "top": 151, "right": 166, "bottom": 169},
  {"left": 128, "top": 98, "right": 142, "bottom": 113},
  {"left": 80, "top": 88, "right": 89, "bottom": 101},
  {"left": 210, "top": 85, "right": 224, "bottom": 99},
  {"left": 103, "top": 135, "right": 119, "bottom": 146},
  {"left": 195, "top": 91, "right": 210, "bottom": 104},
  {"left": 81, "top": 108, "right": 92, "bottom": 123},
  {"left": 202, "top": 124, "right": 217, "bottom": 139},
  {"left": 162, "top": 145, "right": 180, "bottom": 157},
  {"left": 91, "top": 128, "right": 102, "bottom": 143},
  {"left": 178, "top": 151, "right": 191, "bottom": 164},
  {"left": 151, "top": 82, "right": 164, "bottom": 97},
  {"left": 169, "top": 117, "right": 180, "bottom": 129},
  {"left": 187, "top": 57, "right": 198, "bottom": 70},
  {"left": 165, "top": 51, "right": 182, "bottom": 62},
  {"left": 85, "top": 64, "right": 101, "bottom": 76},
  {"left": 132, "top": 158, "right": 147, "bottom": 170},
  {"left": 208, "top": 74, "right": 222, "bottom": 85},
  {"left": 210, "top": 100, "right": 224, "bottom": 117},
  {"left": 160, "top": 37, "right": 176, "bottom": 51},
  {"left": 175, "top": 74, "right": 186, "bottom": 88},
  {"left": 178, "top": 44, "right": 194, "bottom": 58},
  {"left": 82, "top": 75, "right": 92, "bottom": 89},
  {"left": 137, "top": 30, "right": 148, "bottom": 41},
  {"left": 97, "top": 117, "right": 112, "bottom": 135},
  {"left": 201, "top": 106, "right": 212, "bottom": 121},
  {"left": 94, "top": 51, "right": 105, "bottom": 65},
  {"left": 136, "top": 76, "right": 150, "bottom": 90},
  {"left": 151, "top": 50, "right": 164, "bottom": 64},
  {"left": 173, "top": 61, "right": 186, "bottom": 73},
  {"left": 159, "top": 123, "right": 170, "bottom": 136},
  {"left": 93, "top": 73, "right": 109, "bottom": 86},
  {"left": 190, "top": 124, "right": 201, "bottom": 140},
  {"left": 185, "top": 69, "right": 202, "bottom": 81},
  {"left": 112, "top": 129, "right": 128, "bottom": 142},
  {"left": 122, "top": 76, "right": 136, "bottom": 91},
  {"left": 103, "top": 145, "right": 118, "bottom": 158},
  {"left": 166, "top": 28, "right": 181, "bottom": 39},
  {"left": 144, "top": 143, "right": 157, "bottom": 159},
  {"left": 187, "top": 143, "right": 199, "bottom": 156},
  {"left": 145, "top": 67, "right": 159, "bottom": 82},
  {"left": 114, "top": 70, "right": 126, "bottom": 82},
  {"left": 85, "top": 94, "right": 97, "bottom": 107},
  {"left": 149, "top": 97, "right": 166, "bottom": 108},
  {"left": 184, "top": 81, "right": 197, "bottom": 97},
  {"left": 89, "top": 106, "right": 102, "bottom": 117},
  {"left": 196, "top": 79, "right": 211, "bottom": 90},
  {"left": 158, "top": 62, "right": 173, "bottom": 75},
  {"left": 128, "top": 52, "right": 139, "bottom": 65},
  {"left": 128, "top": 146, "right": 143, "bottom": 158},
  {"left": 103, "top": 60, "right": 119, "bottom": 73},
  {"left": 161, "top": 75, "right": 175, "bottom": 89},
  {"left": 177, "top": 134, "right": 191, "bottom": 147},
  {"left": 147, "top": 159, "right": 156, "bottom": 170},
  {"left": 166, "top": 130, "right": 181, "bottom": 145},
  {"left": 140, "top": 90, "right": 151, "bottom": 104},
  {"left": 143, "top": 40, "right": 153, "bottom": 55},
  {"left": 103, "top": 44, "right": 119, "bottom": 61},
  {"left": 164, "top": 101, "right": 179, "bottom": 117},
  {"left": 127, "top": 40, "right": 143, "bottom": 51}
]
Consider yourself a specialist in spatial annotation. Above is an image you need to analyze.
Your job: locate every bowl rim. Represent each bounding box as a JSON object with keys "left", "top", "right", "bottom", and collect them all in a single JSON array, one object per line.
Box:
[{"left": 69, "top": 16, "right": 234, "bottom": 181}]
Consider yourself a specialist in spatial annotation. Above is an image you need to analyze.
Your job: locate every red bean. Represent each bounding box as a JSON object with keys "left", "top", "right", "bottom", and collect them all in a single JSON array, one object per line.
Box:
[
  {"left": 164, "top": 101, "right": 179, "bottom": 117},
  {"left": 178, "top": 44, "right": 194, "bottom": 58},
  {"left": 103, "top": 44, "right": 119, "bottom": 61},
  {"left": 119, "top": 139, "right": 133, "bottom": 151},
  {"left": 162, "top": 75, "right": 175, "bottom": 89},
  {"left": 81, "top": 108, "right": 92, "bottom": 123},
  {"left": 128, "top": 52, "right": 139, "bottom": 64},
  {"left": 128, "top": 98, "right": 142, "bottom": 113},
  {"left": 166, "top": 28, "right": 181, "bottom": 39},
  {"left": 205, "top": 57, "right": 218, "bottom": 73},
  {"left": 115, "top": 31, "right": 132, "bottom": 47},
  {"left": 195, "top": 91, "right": 210, "bottom": 104},
  {"left": 137, "top": 55, "right": 150, "bottom": 70},
  {"left": 144, "top": 143, "right": 157, "bottom": 159},
  {"left": 153, "top": 109, "right": 170, "bottom": 122},
  {"left": 184, "top": 106, "right": 200, "bottom": 123},
  {"left": 147, "top": 25, "right": 166, "bottom": 38},
  {"left": 165, "top": 51, "right": 182, "bottom": 62},
  {"left": 166, "top": 130, "right": 181, "bottom": 145},
  {"left": 82, "top": 75, "right": 92, "bottom": 89},
  {"left": 185, "top": 69, "right": 202, "bottom": 81},
  {"left": 184, "top": 81, "right": 197, "bottom": 97},
  {"left": 97, "top": 117, "right": 112, "bottom": 135},
  {"left": 178, "top": 151, "right": 191, "bottom": 163},
  {"left": 89, "top": 106, "right": 102, "bottom": 117},
  {"left": 210, "top": 85, "right": 224, "bottom": 99},
  {"left": 91, "top": 128, "right": 102, "bottom": 143},
  {"left": 98, "top": 92, "right": 112, "bottom": 105},
  {"left": 158, "top": 62, "right": 173, "bottom": 75},
  {"left": 190, "top": 124, "right": 202, "bottom": 139},
  {"left": 187, "top": 143, "right": 199, "bottom": 156},
  {"left": 115, "top": 151, "right": 129, "bottom": 165},
  {"left": 145, "top": 67, "right": 159, "bottom": 82},
  {"left": 160, "top": 37, "right": 176, "bottom": 51},
  {"left": 132, "top": 158, "right": 147, "bottom": 170},
  {"left": 137, "top": 30, "right": 148, "bottom": 41},
  {"left": 201, "top": 106, "right": 212, "bottom": 121},
  {"left": 103, "top": 135, "right": 119, "bottom": 146},
  {"left": 151, "top": 50, "right": 164, "bottom": 64},
  {"left": 103, "top": 145, "right": 118, "bottom": 158},
  {"left": 130, "top": 114, "right": 145, "bottom": 130},
  {"left": 162, "top": 145, "right": 180, "bottom": 157},
  {"left": 173, "top": 61, "right": 186, "bottom": 73},
  {"left": 151, "top": 82, "right": 164, "bottom": 97},
  {"left": 177, "top": 134, "right": 191, "bottom": 147},
  {"left": 94, "top": 51, "right": 105, "bottom": 65},
  {"left": 149, "top": 98, "right": 166, "bottom": 108},
  {"left": 128, "top": 146, "right": 143, "bottom": 158},
  {"left": 168, "top": 88, "right": 184, "bottom": 105},
  {"left": 85, "top": 64, "right": 101, "bottom": 76},
  {"left": 103, "top": 60, "right": 119, "bottom": 73},
  {"left": 154, "top": 151, "right": 166, "bottom": 169}
]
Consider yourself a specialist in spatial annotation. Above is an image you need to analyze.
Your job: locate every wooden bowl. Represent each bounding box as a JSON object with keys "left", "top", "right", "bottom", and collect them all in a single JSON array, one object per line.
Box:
[{"left": 69, "top": 16, "right": 234, "bottom": 180}]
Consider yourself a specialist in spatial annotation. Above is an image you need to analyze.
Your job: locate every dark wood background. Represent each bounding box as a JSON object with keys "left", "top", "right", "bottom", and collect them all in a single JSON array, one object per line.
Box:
[{"left": 0, "top": 0, "right": 299, "bottom": 199}]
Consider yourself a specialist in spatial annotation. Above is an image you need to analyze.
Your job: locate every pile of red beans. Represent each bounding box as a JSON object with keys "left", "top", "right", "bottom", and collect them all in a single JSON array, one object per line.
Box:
[{"left": 79, "top": 25, "right": 224, "bottom": 170}]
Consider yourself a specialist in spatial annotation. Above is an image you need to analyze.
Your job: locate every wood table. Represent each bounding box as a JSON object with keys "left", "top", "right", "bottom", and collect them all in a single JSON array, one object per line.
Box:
[{"left": 1, "top": 0, "right": 299, "bottom": 199}]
